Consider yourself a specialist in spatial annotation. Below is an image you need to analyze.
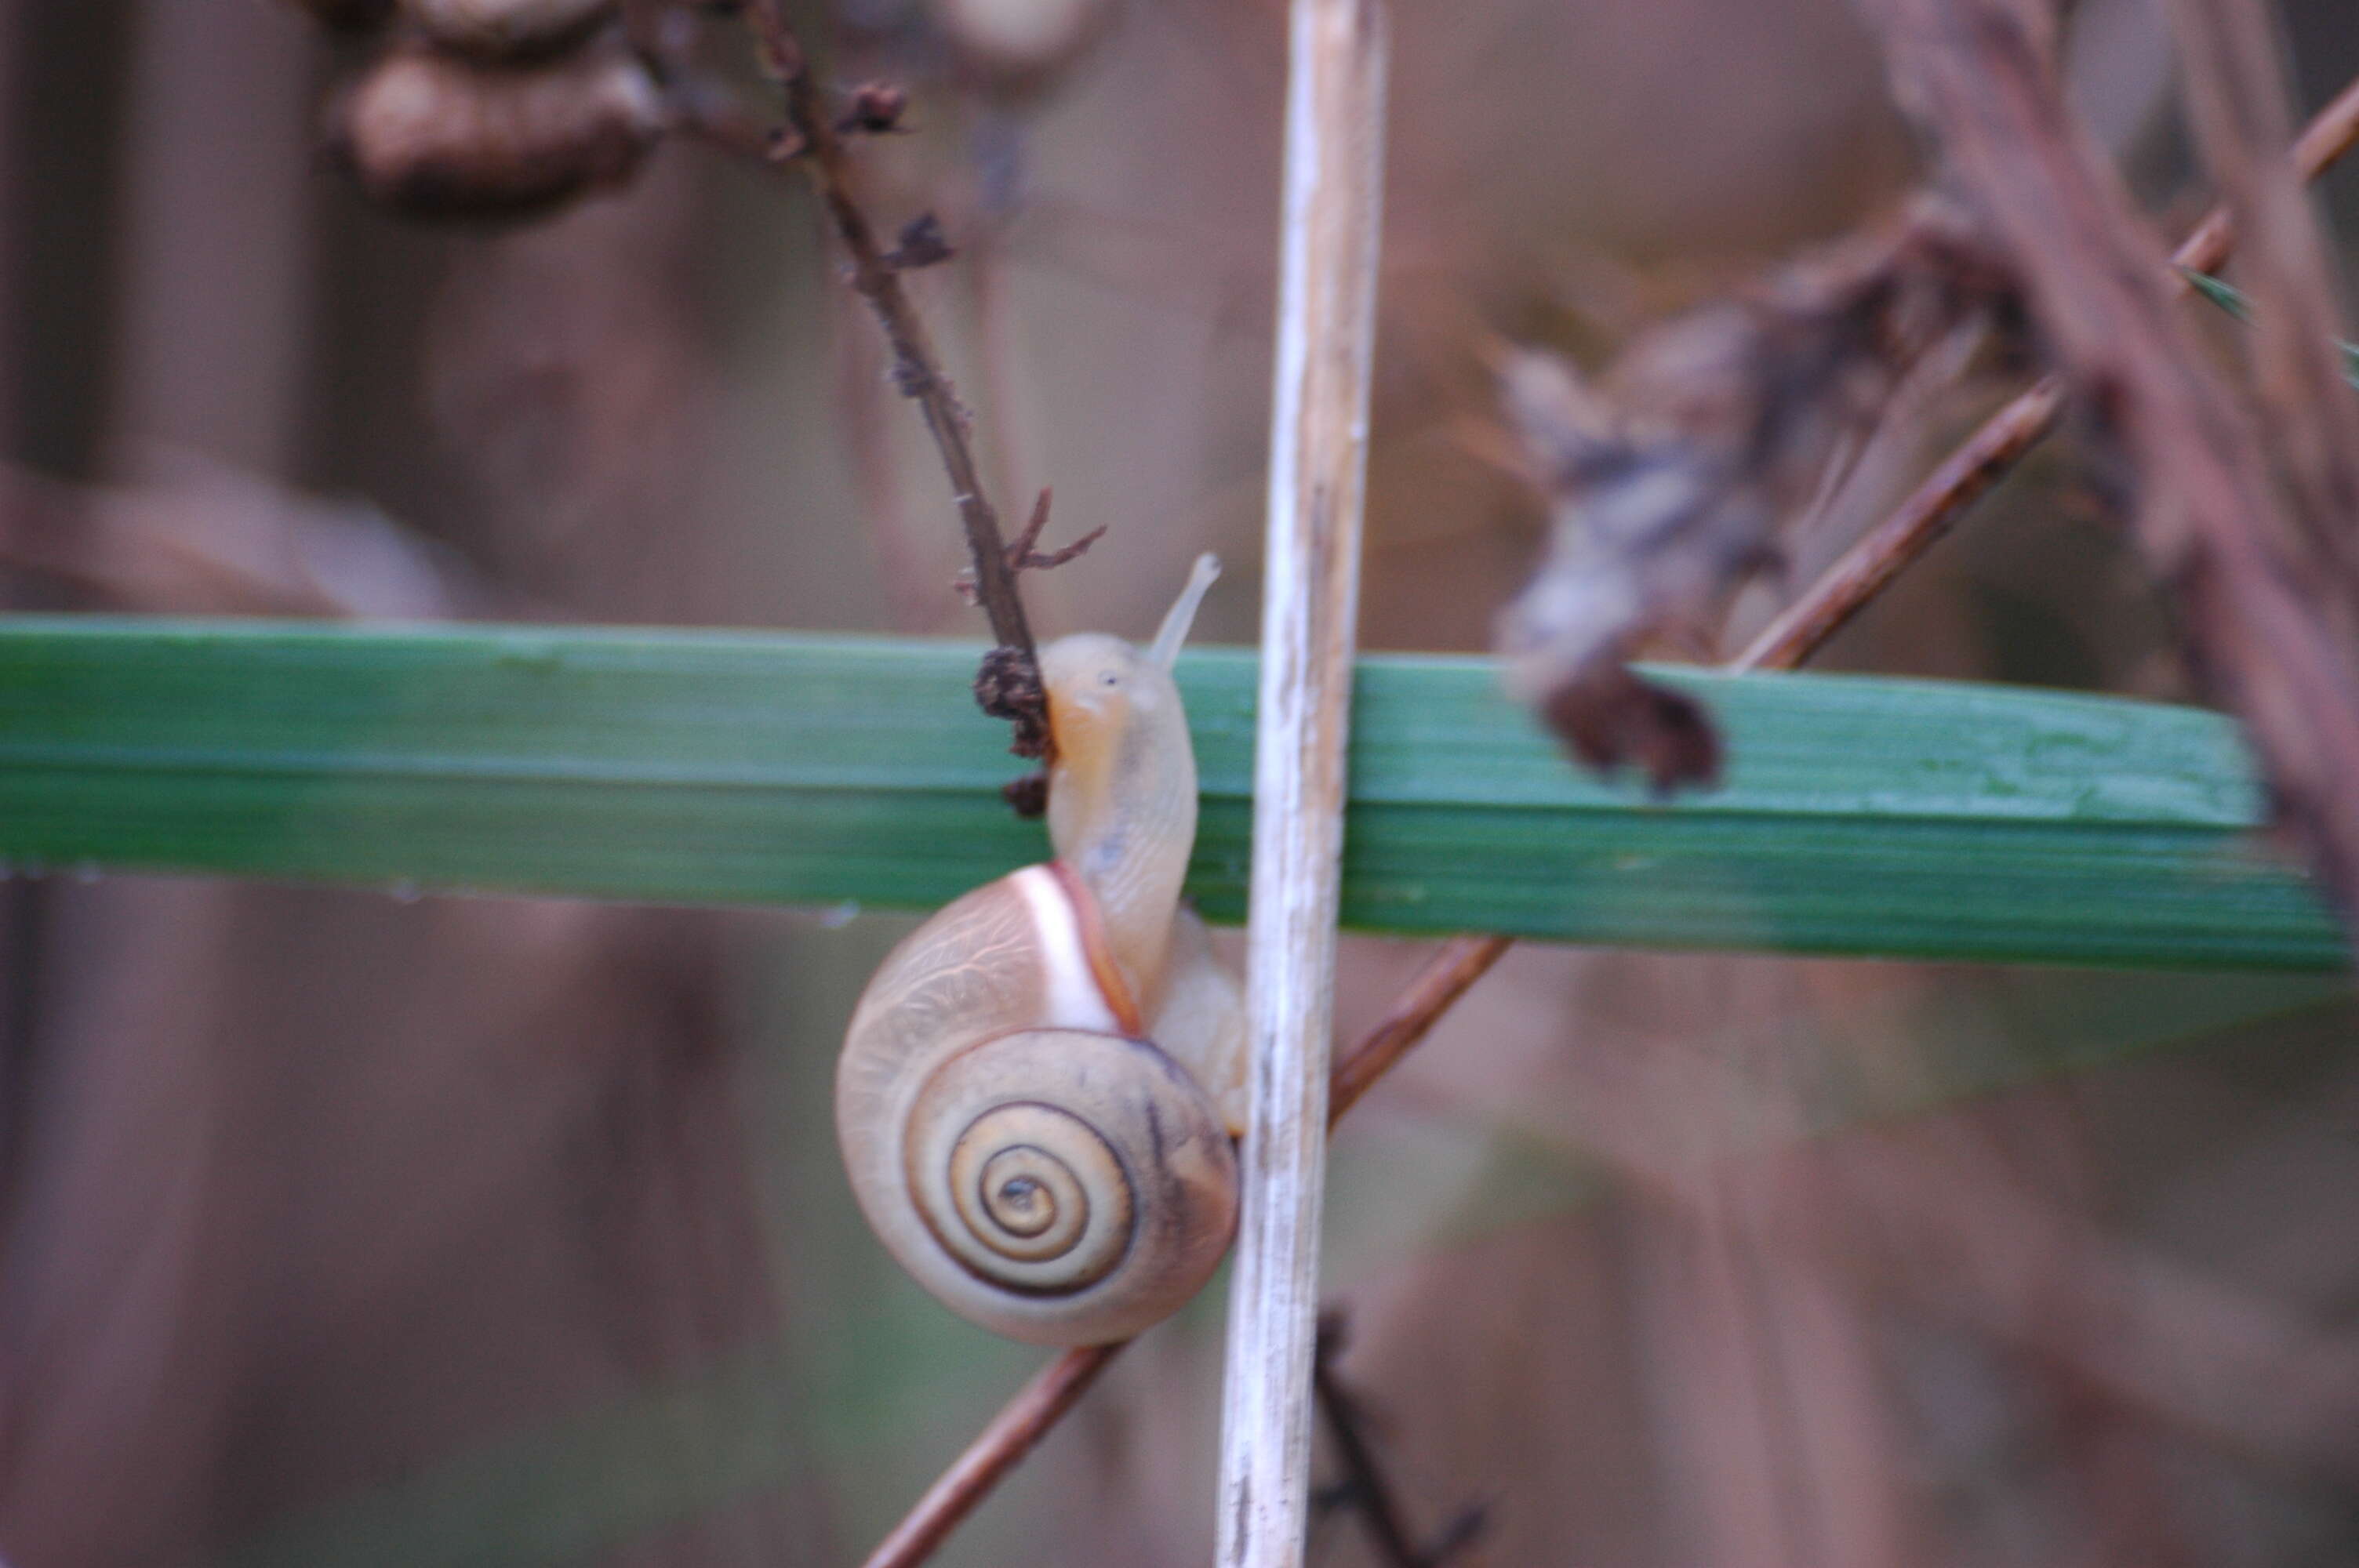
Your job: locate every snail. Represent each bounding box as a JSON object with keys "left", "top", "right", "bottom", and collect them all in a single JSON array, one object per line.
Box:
[{"left": 837, "top": 555, "right": 1247, "bottom": 1345}]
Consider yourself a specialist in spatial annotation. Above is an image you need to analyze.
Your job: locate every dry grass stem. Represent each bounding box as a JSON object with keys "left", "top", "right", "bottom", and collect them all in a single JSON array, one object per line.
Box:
[{"left": 1217, "top": 2, "right": 1388, "bottom": 1562}]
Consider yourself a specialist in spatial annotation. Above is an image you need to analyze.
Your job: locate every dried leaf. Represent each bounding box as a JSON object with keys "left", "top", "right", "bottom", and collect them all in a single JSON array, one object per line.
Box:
[
  {"left": 329, "top": 43, "right": 662, "bottom": 220},
  {"left": 1497, "top": 204, "right": 2014, "bottom": 789}
]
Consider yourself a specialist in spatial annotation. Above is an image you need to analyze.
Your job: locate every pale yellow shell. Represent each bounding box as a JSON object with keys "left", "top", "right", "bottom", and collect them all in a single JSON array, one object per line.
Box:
[{"left": 835, "top": 872, "right": 1240, "bottom": 1345}]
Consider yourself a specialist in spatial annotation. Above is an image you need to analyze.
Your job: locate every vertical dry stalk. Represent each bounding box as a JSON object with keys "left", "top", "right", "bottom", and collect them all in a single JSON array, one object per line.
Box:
[{"left": 1216, "top": 2, "right": 1387, "bottom": 1566}]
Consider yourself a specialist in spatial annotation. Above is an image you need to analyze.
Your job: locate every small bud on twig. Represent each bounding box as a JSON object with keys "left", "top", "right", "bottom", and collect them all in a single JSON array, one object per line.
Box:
[
  {"left": 954, "top": 489, "right": 1106, "bottom": 602},
  {"left": 885, "top": 211, "right": 955, "bottom": 270},
  {"left": 836, "top": 79, "right": 909, "bottom": 135}
]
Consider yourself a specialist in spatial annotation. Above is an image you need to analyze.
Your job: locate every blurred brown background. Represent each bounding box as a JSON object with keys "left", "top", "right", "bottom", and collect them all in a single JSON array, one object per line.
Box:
[{"left": 1, "top": 1, "right": 2357, "bottom": 1564}]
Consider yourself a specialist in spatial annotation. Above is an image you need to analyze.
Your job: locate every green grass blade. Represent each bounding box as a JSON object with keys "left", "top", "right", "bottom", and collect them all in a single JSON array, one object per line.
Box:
[
  {"left": 0, "top": 618, "right": 2338, "bottom": 969},
  {"left": 2179, "top": 267, "right": 2359, "bottom": 387},
  {"left": 2183, "top": 265, "right": 2255, "bottom": 321}
]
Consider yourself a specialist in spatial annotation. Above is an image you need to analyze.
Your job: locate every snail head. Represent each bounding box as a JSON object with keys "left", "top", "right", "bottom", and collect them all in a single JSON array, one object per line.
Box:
[
  {"left": 1039, "top": 553, "right": 1218, "bottom": 808},
  {"left": 1039, "top": 554, "right": 1219, "bottom": 938}
]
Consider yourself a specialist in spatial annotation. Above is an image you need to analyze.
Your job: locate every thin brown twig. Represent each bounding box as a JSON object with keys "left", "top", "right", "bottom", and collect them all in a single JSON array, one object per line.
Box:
[
  {"left": 954, "top": 488, "right": 1107, "bottom": 604},
  {"left": 1329, "top": 935, "right": 1513, "bottom": 1122},
  {"left": 1736, "top": 69, "right": 2359, "bottom": 673},
  {"left": 2164, "top": 0, "right": 2359, "bottom": 593},
  {"left": 854, "top": 1342, "right": 1121, "bottom": 1568},
  {"left": 740, "top": 3, "right": 1049, "bottom": 755},
  {"left": 1734, "top": 381, "right": 2062, "bottom": 670},
  {"left": 851, "top": 52, "right": 2359, "bottom": 1568},
  {"left": 2176, "top": 70, "right": 2359, "bottom": 279},
  {"left": 1008, "top": 490, "right": 1107, "bottom": 572}
]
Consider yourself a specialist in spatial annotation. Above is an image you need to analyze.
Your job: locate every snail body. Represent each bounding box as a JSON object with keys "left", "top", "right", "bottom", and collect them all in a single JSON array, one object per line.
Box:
[{"left": 837, "top": 557, "right": 1245, "bottom": 1345}]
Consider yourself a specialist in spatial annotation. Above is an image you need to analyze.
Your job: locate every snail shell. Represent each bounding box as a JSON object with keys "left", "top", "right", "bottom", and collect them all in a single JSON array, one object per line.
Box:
[{"left": 837, "top": 865, "right": 1239, "bottom": 1345}]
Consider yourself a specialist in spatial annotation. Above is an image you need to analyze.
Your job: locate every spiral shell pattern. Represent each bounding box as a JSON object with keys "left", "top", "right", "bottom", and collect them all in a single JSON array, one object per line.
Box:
[
  {"left": 837, "top": 868, "right": 1240, "bottom": 1345},
  {"left": 893, "top": 1026, "right": 1235, "bottom": 1342},
  {"left": 944, "top": 1104, "right": 1128, "bottom": 1275},
  {"left": 907, "top": 1040, "right": 1139, "bottom": 1293}
]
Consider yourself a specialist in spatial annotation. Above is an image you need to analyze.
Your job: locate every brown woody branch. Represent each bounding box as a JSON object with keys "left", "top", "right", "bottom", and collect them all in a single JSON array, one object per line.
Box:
[
  {"left": 853, "top": 1342, "right": 1121, "bottom": 1568},
  {"left": 1735, "top": 380, "right": 2059, "bottom": 670},
  {"left": 1329, "top": 935, "right": 1513, "bottom": 1120},
  {"left": 741, "top": 3, "right": 1052, "bottom": 760}
]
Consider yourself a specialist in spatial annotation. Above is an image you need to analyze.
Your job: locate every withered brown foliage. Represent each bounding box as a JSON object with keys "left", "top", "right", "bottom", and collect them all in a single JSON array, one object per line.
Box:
[
  {"left": 1496, "top": 203, "right": 2018, "bottom": 789},
  {"left": 329, "top": 43, "right": 663, "bottom": 219},
  {"left": 1856, "top": 0, "right": 2359, "bottom": 949}
]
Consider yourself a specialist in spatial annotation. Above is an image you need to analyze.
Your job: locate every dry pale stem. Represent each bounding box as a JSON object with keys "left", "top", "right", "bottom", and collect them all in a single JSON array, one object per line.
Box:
[{"left": 1218, "top": 0, "right": 1389, "bottom": 1562}]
